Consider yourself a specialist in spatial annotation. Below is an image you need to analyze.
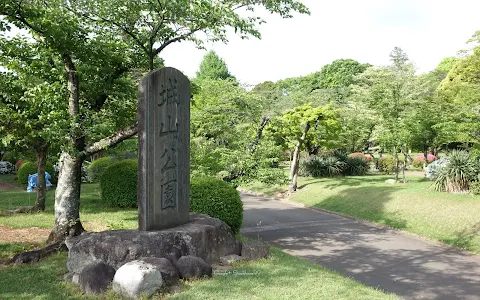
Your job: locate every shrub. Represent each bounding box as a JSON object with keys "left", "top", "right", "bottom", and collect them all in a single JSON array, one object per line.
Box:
[
  {"left": 412, "top": 154, "right": 437, "bottom": 168},
  {"left": 378, "top": 156, "right": 395, "bottom": 174},
  {"left": 17, "top": 161, "right": 55, "bottom": 184},
  {"left": 88, "top": 157, "right": 116, "bottom": 183},
  {"left": 0, "top": 161, "right": 15, "bottom": 174},
  {"left": 349, "top": 152, "right": 372, "bottom": 163},
  {"left": 344, "top": 157, "right": 369, "bottom": 176},
  {"left": 433, "top": 150, "right": 475, "bottom": 193},
  {"left": 300, "top": 156, "right": 345, "bottom": 177},
  {"left": 100, "top": 159, "right": 138, "bottom": 208},
  {"left": 425, "top": 157, "right": 448, "bottom": 180},
  {"left": 470, "top": 181, "right": 480, "bottom": 195},
  {"left": 300, "top": 152, "right": 369, "bottom": 177},
  {"left": 190, "top": 176, "right": 243, "bottom": 233}
]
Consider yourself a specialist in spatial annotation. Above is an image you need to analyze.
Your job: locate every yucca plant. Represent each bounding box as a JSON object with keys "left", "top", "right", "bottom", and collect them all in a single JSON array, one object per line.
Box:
[{"left": 433, "top": 150, "right": 476, "bottom": 193}]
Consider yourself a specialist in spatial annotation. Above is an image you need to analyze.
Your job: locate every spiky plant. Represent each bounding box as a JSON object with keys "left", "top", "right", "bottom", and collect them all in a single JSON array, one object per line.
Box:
[{"left": 433, "top": 150, "right": 475, "bottom": 193}]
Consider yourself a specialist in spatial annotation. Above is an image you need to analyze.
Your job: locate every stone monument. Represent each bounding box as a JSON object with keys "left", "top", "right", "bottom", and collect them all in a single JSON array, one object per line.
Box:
[{"left": 137, "top": 67, "right": 190, "bottom": 231}]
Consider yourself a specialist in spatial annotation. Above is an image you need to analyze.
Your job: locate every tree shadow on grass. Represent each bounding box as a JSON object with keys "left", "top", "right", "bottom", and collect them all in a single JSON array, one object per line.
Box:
[
  {"left": 308, "top": 184, "right": 408, "bottom": 230},
  {"left": 441, "top": 222, "right": 480, "bottom": 251}
]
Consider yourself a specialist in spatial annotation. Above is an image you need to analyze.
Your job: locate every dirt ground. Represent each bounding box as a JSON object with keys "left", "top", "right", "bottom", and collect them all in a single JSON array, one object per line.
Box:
[{"left": 0, "top": 225, "right": 50, "bottom": 243}]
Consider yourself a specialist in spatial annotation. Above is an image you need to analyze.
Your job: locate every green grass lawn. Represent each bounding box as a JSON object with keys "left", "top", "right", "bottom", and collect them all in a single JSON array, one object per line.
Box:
[
  {"left": 0, "top": 249, "right": 397, "bottom": 300},
  {"left": 0, "top": 182, "right": 137, "bottom": 231},
  {"left": 284, "top": 175, "right": 480, "bottom": 253}
]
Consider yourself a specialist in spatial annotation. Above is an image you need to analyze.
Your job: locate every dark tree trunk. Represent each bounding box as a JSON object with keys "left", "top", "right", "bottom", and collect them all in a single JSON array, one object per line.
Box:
[
  {"left": 423, "top": 147, "right": 428, "bottom": 171},
  {"left": 289, "top": 123, "right": 310, "bottom": 193},
  {"left": 48, "top": 152, "right": 85, "bottom": 243},
  {"left": 34, "top": 143, "right": 49, "bottom": 211},
  {"left": 250, "top": 116, "right": 270, "bottom": 153},
  {"left": 394, "top": 146, "right": 399, "bottom": 182}
]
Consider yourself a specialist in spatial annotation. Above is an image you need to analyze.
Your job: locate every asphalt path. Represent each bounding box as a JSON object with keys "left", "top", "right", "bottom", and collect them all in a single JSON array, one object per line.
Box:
[{"left": 240, "top": 192, "right": 480, "bottom": 300}]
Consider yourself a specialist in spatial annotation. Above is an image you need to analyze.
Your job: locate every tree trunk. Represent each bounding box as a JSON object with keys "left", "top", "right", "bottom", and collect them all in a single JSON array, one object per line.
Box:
[
  {"left": 394, "top": 146, "right": 399, "bottom": 182},
  {"left": 288, "top": 123, "right": 310, "bottom": 193},
  {"left": 48, "top": 55, "right": 84, "bottom": 243},
  {"left": 250, "top": 116, "right": 269, "bottom": 153},
  {"left": 34, "top": 143, "right": 49, "bottom": 211},
  {"left": 402, "top": 150, "right": 407, "bottom": 184},
  {"left": 423, "top": 147, "right": 428, "bottom": 171},
  {"left": 48, "top": 152, "right": 84, "bottom": 243}
]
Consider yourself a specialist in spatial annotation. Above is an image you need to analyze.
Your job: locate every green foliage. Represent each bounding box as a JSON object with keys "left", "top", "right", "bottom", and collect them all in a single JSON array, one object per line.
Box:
[
  {"left": 433, "top": 150, "right": 477, "bottom": 193},
  {"left": 190, "top": 176, "right": 243, "bottom": 233},
  {"left": 100, "top": 159, "right": 138, "bottom": 208},
  {"left": 378, "top": 156, "right": 395, "bottom": 174},
  {"left": 87, "top": 156, "right": 116, "bottom": 183},
  {"left": 300, "top": 152, "right": 368, "bottom": 177},
  {"left": 17, "top": 161, "right": 55, "bottom": 185},
  {"left": 196, "top": 51, "right": 235, "bottom": 81},
  {"left": 316, "top": 59, "right": 370, "bottom": 90},
  {"left": 470, "top": 181, "right": 480, "bottom": 195},
  {"left": 268, "top": 103, "right": 341, "bottom": 152}
]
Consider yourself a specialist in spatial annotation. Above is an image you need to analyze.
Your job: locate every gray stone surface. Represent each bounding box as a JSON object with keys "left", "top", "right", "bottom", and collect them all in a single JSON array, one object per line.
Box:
[
  {"left": 140, "top": 257, "right": 179, "bottom": 286},
  {"left": 78, "top": 260, "right": 115, "bottom": 294},
  {"left": 241, "top": 241, "right": 270, "bottom": 260},
  {"left": 175, "top": 255, "right": 212, "bottom": 279},
  {"left": 220, "top": 254, "right": 245, "bottom": 265},
  {"left": 67, "top": 213, "right": 239, "bottom": 275},
  {"left": 241, "top": 191, "right": 480, "bottom": 300},
  {"left": 138, "top": 67, "right": 191, "bottom": 231},
  {"left": 113, "top": 260, "right": 163, "bottom": 299}
]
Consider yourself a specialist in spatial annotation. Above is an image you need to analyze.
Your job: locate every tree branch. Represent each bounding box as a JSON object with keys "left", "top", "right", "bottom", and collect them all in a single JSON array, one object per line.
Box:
[
  {"left": 85, "top": 123, "right": 138, "bottom": 155},
  {"left": 153, "top": 29, "right": 199, "bottom": 56}
]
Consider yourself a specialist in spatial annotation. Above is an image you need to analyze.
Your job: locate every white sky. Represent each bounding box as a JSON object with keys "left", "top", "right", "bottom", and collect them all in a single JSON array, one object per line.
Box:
[{"left": 161, "top": 0, "right": 480, "bottom": 86}]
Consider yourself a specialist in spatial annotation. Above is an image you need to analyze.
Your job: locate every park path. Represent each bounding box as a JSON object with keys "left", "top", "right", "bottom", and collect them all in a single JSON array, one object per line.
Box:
[{"left": 240, "top": 192, "right": 480, "bottom": 300}]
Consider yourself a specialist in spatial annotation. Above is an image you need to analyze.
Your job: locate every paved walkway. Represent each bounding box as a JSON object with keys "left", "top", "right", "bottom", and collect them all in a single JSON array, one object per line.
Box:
[{"left": 240, "top": 192, "right": 480, "bottom": 300}]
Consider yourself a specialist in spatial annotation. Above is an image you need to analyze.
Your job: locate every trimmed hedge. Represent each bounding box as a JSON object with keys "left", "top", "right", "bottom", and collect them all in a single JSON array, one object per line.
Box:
[
  {"left": 100, "top": 159, "right": 138, "bottom": 208},
  {"left": 190, "top": 176, "right": 243, "bottom": 234},
  {"left": 17, "top": 161, "right": 55, "bottom": 185},
  {"left": 88, "top": 156, "right": 116, "bottom": 183}
]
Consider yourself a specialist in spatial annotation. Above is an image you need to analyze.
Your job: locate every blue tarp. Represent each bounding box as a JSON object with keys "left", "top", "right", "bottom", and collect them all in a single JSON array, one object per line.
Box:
[{"left": 27, "top": 172, "right": 53, "bottom": 192}]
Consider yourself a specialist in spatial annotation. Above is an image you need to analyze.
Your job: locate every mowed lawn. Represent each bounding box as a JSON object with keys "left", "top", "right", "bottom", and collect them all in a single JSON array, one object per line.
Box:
[
  {"left": 0, "top": 175, "right": 397, "bottom": 300},
  {"left": 289, "top": 174, "right": 480, "bottom": 253}
]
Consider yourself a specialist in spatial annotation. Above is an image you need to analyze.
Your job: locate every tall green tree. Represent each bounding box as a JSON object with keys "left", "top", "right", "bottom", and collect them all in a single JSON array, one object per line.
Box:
[
  {"left": 353, "top": 47, "right": 415, "bottom": 182},
  {"left": 196, "top": 51, "right": 236, "bottom": 81},
  {"left": 267, "top": 103, "right": 340, "bottom": 192}
]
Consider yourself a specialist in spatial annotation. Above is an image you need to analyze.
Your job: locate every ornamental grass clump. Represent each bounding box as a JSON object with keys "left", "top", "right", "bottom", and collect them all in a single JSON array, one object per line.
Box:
[{"left": 433, "top": 150, "right": 477, "bottom": 194}]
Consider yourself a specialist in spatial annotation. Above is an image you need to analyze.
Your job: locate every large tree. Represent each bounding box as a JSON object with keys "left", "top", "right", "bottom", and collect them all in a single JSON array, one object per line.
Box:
[
  {"left": 0, "top": 0, "right": 309, "bottom": 242},
  {"left": 267, "top": 103, "right": 340, "bottom": 192},
  {"left": 353, "top": 47, "right": 415, "bottom": 182},
  {"left": 196, "top": 50, "right": 236, "bottom": 81}
]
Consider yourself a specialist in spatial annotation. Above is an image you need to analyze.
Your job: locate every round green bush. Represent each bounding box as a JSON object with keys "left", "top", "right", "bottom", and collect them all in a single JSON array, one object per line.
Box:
[
  {"left": 190, "top": 176, "right": 243, "bottom": 234},
  {"left": 100, "top": 159, "right": 138, "bottom": 208},
  {"left": 378, "top": 156, "right": 395, "bottom": 174},
  {"left": 17, "top": 161, "right": 55, "bottom": 185},
  {"left": 88, "top": 156, "right": 116, "bottom": 183}
]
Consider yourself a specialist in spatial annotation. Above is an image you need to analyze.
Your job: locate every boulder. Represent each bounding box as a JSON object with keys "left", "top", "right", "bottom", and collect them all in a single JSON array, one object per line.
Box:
[
  {"left": 175, "top": 255, "right": 212, "bottom": 279},
  {"left": 140, "top": 257, "right": 179, "bottom": 286},
  {"left": 66, "top": 213, "right": 239, "bottom": 275},
  {"left": 241, "top": 241, "right": 269, "bottom": 260},
  {"left": 78, "top": 260, "right": 116, "bottom": 294},
  {"left": 112, "top": 260, "right": 163, "bottom": 299},
  {"left": 384, "top": 179, "right": 396, "bottom": 184},
  {"left": 220, "top": 254, "right": 245, "bottom": 266}
]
